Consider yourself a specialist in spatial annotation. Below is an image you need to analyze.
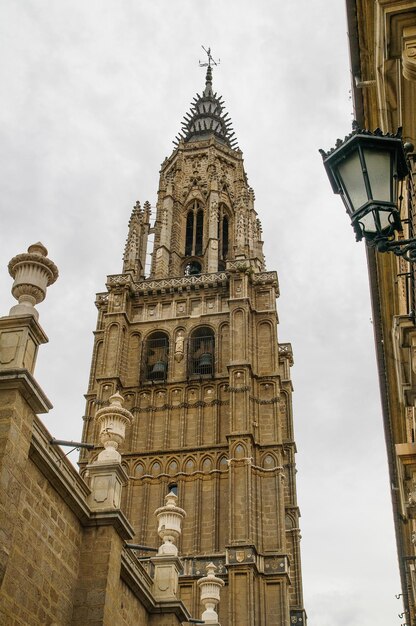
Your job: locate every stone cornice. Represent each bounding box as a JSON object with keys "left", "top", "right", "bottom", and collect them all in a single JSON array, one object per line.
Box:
[
  {"left": 104, "top": 269, "right": 279, "bottom": 298},
  {"left": 83, "top": 510, "right": 134, "bottom": 540},
  {"left": 133, "top": 271, "right": 228, "bottom": 294},
  {"left": 0, "top": 313, "right": 49, "bottom": 345},
  {"left": 162, "top": 135, "right": 243, "bottom": 173},
  {"left": 0, "top": 369, "right": 52, "bottom": 413}
]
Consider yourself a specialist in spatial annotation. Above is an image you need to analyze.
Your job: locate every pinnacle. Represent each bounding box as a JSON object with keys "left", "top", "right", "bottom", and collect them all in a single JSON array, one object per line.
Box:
[{"left": 173, "top": 64, "right": 239, "bottom": 150}]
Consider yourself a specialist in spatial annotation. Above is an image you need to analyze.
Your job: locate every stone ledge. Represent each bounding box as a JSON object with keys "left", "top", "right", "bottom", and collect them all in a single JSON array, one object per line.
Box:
[
  {"left": 0, "top": 369, "right": 52, "bottom": 413},
  {"left": 121, "top": 551, "right": 191, "bottom": 621},
  {"left": 30, "top": 417, "right": 137, "bottom": 540},
  {"left": 121, "top": 550, "right": 155, "bottom": 611},
  {"left": 30, "top": 418, "right": 91, "bottom": 522},
  {"left": 83, "top": 509, "right": 135, "bottom": 540}
]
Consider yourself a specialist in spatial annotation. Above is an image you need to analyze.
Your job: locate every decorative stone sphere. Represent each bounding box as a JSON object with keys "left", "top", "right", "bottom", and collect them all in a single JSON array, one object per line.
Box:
[
  {"left": 154, "top": 492, "right": 186, "bottom": 556},
  {"left": 8, "top": 242, "right": 58, "bottom": 319},
  {"left": 95, "top": 392, "right": 133, "bottom": 463}
]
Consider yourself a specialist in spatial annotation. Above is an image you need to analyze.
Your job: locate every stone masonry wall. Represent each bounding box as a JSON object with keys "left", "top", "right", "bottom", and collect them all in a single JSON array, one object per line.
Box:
[
  {"left": 1, "top": 453, "right": 83, "bottom": 625},
  {"left": 0, "top": 387, "right": 189, "bottom": 626}
]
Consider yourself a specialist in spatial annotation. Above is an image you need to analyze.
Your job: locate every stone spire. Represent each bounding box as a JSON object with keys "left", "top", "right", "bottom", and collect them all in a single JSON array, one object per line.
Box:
[
  {"left": 174, "top": 64, "right": 238, "bottom": 150},
  {"left": 123, "top": 200, "right": 151, "bottom": 280}
]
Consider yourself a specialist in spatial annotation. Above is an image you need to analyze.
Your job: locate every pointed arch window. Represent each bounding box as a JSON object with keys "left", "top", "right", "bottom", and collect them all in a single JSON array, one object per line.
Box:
[
  {"left": 143, "top": 331, "right": 169, "bottom": 381},
  {"left": 184, "top": 200, "right": 204, "bottom": 258},
  {"left": 188, "top": 326, "right": 215, "bottom": 376},
  {"left": 218, "top": 204, "right": 230, "bottom": 269}
]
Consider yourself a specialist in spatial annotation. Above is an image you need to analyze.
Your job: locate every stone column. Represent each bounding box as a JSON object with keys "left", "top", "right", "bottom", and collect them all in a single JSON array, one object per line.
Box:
[
  {"left": 206, "top": 187, "right": 220, "bottom": 273},
  {"left": 197, "top": 562, "right": 224, "bottom": 625},
  {"left": 87, "top": 391, "right": 132, "bottom": 510},
  {"left": 154, "top": 182, "right": 173, "bottom": 279},
  {"left": 151, "top": 492, "right": 186, "bottom": 601}
]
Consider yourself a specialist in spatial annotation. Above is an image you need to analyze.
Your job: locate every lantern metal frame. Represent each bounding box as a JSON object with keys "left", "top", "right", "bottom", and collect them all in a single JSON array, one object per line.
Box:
[{"left": 320, "top": 123, "right": 416, "bottom": 261}]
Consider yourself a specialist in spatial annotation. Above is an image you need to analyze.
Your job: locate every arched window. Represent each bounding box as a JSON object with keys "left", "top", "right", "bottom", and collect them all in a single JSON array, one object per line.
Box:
[
  {"left": 168, "top": 483, "right": 178, "bottom": 496},
  {"left": 184, "top": 260, "right": 202, "bottom": 276},
  {"left": 184, "top": 200, "right": 204, "bottom": 258},
  {"left": 218, "top": 204, "right": 230, "bottom": 268},
  {"left": 143, "top": 331, "right": 169, "bottom": 381},
  {"left": 188, "top": 327, "right": 215, "bottom": 376},
  {"left": 195, "top": 208, "right": 204, "bottom": 256},
  {"left": 185, "top": 211, "right": 194, "bottom": 256}
]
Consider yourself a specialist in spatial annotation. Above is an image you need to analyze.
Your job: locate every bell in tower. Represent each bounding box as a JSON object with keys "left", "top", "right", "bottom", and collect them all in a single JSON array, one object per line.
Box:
[{"left": 81, "top": 49, "right": 306, "bottom": 626}]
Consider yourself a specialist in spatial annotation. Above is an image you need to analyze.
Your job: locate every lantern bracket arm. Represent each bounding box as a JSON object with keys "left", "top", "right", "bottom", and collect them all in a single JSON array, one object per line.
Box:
[{"left": 373, "top": 236, "right": 416, "bottom": 262}]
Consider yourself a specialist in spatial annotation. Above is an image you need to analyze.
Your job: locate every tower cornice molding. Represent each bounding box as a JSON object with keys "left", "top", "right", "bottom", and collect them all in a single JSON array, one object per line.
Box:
[
  {"left": 161, "top": 136, "right": 243, "bottom": 175},
  {"left": 104, "top": 268, "right": 277, "bottom": 297}
]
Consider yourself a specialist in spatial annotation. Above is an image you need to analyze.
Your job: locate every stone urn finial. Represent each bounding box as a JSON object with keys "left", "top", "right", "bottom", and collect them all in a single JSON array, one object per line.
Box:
[
  {"left": 154, "top": 491, "right": 186, "bottom": 556},
  {"left": 197, "top": 562, "right": 224, "bottom": 624},
  {"left": 8, "top": 242, "right": 58, "bottom": 319},
  {"left": 94, "top": 391, "right": 133, "bottom": 463}
]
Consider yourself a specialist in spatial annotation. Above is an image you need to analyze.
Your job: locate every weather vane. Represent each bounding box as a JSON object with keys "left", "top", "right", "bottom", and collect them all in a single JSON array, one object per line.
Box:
[{"left": 199, "top": 46, "right": 220, "bottom": 68}]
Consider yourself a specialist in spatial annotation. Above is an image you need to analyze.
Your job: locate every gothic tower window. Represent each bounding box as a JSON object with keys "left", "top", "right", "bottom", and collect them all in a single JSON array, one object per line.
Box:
[
  {"left": 184, "top": 200, "right": 204, "bottom": 258},
  {"left": 188, "top": 326, "right": 215, "bottom": 376},
  {"left": 218, "top": 204, "right": 230, "bottom": 270},
  {"left": 143, "top": 331, "right": 169, "bottom": 381}
]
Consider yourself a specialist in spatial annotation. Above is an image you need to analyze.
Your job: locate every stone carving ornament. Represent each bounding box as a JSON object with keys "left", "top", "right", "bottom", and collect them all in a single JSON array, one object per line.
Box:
[{"left": 8, "top": 242, "right": 58, "bottom": 319}]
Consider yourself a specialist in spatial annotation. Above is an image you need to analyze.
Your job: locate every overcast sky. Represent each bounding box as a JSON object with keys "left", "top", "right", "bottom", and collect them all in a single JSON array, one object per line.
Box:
[{"left": 0, "top": 1, "right": 403, "bottom": 624}]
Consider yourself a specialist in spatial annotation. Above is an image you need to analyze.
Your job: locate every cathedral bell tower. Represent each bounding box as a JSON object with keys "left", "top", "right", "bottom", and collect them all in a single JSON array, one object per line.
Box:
[{"left": 81, "top": 58, "right": 306, "bottom": 625}]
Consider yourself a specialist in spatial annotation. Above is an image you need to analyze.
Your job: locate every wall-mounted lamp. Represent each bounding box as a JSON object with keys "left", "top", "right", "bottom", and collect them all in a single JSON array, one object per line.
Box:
[{"left": 320, "top": 123, "right": 416, "bottom": 261}]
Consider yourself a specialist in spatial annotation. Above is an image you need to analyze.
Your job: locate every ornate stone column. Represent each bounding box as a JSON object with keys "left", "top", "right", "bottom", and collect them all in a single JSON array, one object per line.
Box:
[
  {"left": 197, "top": 562, "right": 224, "bottom": 625},
  {"left": 151, "top": 492, "right": 186, "bottom": 601},
  {"left": 0, "top": 243, "right": 58, "bottom": 375},
  {"left": 87, "top": 392, "right": 132, "bottom": 510}
]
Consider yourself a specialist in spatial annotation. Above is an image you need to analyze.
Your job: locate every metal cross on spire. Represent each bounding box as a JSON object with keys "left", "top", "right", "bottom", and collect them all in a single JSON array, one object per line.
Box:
[{"left": 199, "top": 46, "right": 220, "bottom": 68}]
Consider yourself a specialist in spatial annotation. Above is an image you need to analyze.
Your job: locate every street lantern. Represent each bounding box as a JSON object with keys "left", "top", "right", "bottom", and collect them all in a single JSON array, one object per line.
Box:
[{"left": 320, "top": 124, "right": 416, "bottom": 261}]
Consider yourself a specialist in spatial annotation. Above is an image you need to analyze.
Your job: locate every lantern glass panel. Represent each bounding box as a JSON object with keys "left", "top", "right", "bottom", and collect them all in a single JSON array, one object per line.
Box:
[
  {"left": 358, "top": 210, "right": 377, "bottom": 234},
  {"left": 363, "top": 148, "right": 392, "bottom": 203},
  {"left": 338, "top": 150, "right": 368, "bottom": 212},
  {"left": 379, "top": 208, "right": 395, "bottom": 230}
]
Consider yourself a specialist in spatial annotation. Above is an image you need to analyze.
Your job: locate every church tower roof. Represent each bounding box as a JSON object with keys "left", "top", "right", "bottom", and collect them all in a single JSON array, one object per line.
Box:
[{"left": 174, "top": 63, "right": 239, "bottom": 150}]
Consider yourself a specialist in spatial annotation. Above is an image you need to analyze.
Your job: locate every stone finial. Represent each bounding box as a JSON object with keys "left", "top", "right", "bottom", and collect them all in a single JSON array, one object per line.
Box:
[
  {"left": 197, "top": 562, "right": 224, "bottom": 624},
  {"left": 7, "top": 242, "right": 58, "bottom": 319},
  {"left": 94, "top": 392, "right": 133, "bottom": 463},
  {"left": 154, "top": 492, "right": 186, "bottom": 556}
]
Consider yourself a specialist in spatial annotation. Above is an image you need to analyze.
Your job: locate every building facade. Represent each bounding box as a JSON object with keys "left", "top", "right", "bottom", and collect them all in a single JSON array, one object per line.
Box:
[
  {"left": 79, "top": 64, "right": 306, "bottom": 625},
  {"left": 0, "top": 64, "right": 306, "bottom": 625},
  {"left": 345, "top": 2, "right": 416, "bottom": 624}
]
